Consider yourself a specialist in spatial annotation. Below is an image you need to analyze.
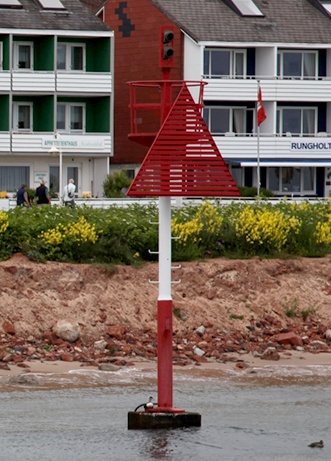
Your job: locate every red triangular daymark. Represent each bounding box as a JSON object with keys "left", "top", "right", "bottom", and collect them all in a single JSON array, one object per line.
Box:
[{"left": 127, "top": 84, "right": 240, "bottom": 197}]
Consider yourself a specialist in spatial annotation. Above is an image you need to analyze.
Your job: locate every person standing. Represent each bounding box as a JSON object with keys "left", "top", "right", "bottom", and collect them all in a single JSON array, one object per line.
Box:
[
  {"left": 63, "top": 178, "right": 76, "bottom": 208},
  {"left": 16, "top": 184, "right": 31, "bottom": 208},
  {"left": 35, "top": 180, "right": 51, "bottom": 206}
]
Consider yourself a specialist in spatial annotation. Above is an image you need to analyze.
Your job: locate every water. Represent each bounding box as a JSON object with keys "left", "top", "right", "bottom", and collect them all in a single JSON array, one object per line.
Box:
[{"left": 0, "top": 365, "right": 330, "bottom": 461}]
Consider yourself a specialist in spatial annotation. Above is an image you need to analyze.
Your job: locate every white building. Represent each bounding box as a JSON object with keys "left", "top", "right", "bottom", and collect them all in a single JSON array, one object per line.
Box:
[
  {"left": 0, "top": 0, "right": 113, "bottom": 198},
  {"left": 127, "top": 0, "right": 331, "bottom": 197}
]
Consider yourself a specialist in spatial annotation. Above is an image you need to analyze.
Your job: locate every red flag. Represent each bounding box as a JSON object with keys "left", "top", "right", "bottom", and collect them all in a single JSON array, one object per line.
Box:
[{"left": 257, "top": 85, "right": 266, "bottom": 126}]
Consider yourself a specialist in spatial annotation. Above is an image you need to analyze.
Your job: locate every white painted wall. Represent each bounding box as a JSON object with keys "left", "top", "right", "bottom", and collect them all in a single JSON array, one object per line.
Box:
[
  {"left": 256, "top": 46, "right": 276, "bottom": 78},
  {"left": 183, "top": 34, "right": 201, "bottom": 81}
]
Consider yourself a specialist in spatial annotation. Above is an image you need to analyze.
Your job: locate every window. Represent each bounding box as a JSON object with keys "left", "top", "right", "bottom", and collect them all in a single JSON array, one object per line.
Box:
[
  {"left": 0, "top": 0, "right": 22, "bottom": 8},
  {"left": 277, "top": 107, "right": 317, "bottom": 136},
  {"left": 57, "top": 103, "right": 85, "bottom": 132},
  {"left": 277, "top": 51, "right": 318, "bottom": 80},
  {"left": 57, "top": 44, "right": 85, "bottom": 71},
  {"left": 203, "top": 48, "right": 245, "bottom": 78},
  {"left": 203, "top": 106, "right": 250, "bottom": 135},
  {"left": 229, "top": 165, "right": 244, "bottom": 186},
  {"left": 37, "top": 0, "right": 65, "bottom": 9},
  {"left": 320, "top": 1, "right": 331, "bottom": 15},
  {"left": 126, "top": 169, "right": 135, "bottom": 180},
  {"left": 13, "top": 102, "right": 32, "bottom": 131},
  {"left": 230, "top": 0, "right": 263, "bottom": 16},
  {"left": 14, "top": 42, "right": 33, "bottom": 70},
  {"left": 0, "top": 166, "right": 29, "bottom": 192},
  {"left": 49, "top": 165, "right": 59, "bottom": 194},
  {"left": 267, "top": 167, "right": 315, "bottom": 195}
]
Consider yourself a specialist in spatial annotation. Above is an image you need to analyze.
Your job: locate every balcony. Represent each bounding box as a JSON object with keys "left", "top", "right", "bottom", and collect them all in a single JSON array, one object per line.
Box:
[
  {"left": 56, "top": 72, "right": 112, "bottom": 94},
  {"left": 9, "top": 71, "right": 112, "bottom": 94},
  {"left": 203, "top": 77, "right": 331, "bottom": 102}
]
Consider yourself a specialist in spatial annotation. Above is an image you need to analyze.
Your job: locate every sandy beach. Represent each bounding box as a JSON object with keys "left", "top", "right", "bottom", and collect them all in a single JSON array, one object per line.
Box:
[{"left": 2, "top": 350, "right": 331, "bottom": 385}]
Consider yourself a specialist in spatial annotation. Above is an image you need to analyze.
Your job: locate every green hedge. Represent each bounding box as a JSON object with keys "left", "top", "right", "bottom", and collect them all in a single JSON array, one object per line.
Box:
[{"left": 1, "top": 199, "right": 331, "bottom": 264}]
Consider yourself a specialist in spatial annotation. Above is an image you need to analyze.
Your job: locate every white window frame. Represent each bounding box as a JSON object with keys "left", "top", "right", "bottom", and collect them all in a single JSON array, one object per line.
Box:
[
  {"left": 13, "top": 42, "right": 34, "bottom": 70},
  {"left": 203, "top": 48, "right": 246, "bottom": 79},
  {"left": 56, "top": 43, "right": 86, "bottom": 71},
  {"left": 13, "top": 102, "right": 33, "bottom": 131},
  {"left": 203, "top": 106, "right": 248, "bottom": 135},
  {"left": 57, "top": 103, "right": 85, "bottom": 132},
  {"left": 277, "top": 106, "right": 317, "bottom": 136},
  {"left": 277, "top": 50, "right": 318, "bottom": 80}
]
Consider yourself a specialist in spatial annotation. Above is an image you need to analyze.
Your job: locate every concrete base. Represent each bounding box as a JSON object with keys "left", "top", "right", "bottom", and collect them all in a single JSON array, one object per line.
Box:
[{"left": 128, "top": 411, "right": 201, "bottom": 430}]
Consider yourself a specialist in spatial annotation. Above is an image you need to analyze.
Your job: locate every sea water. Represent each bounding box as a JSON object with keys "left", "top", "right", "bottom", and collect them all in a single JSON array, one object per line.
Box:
[{"left": 0, "top": 364, "right": 330, "bottom": 461}]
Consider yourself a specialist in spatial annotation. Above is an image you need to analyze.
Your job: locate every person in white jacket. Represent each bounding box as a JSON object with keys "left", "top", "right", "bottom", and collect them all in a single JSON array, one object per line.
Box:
[{"left": 63, "top": 178, "right": 76, "bottom": 208}]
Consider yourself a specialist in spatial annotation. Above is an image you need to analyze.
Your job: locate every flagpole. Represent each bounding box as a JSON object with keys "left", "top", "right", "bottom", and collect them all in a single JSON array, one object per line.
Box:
[
  {"left": 256, "top": 79, "right": 264, "bottom": 197},
  {"left": 256, "top": 80, "right": 261, "bottom": 197},
  {"left": 257, "top": 116, "right": 260, "bottom": 196}
]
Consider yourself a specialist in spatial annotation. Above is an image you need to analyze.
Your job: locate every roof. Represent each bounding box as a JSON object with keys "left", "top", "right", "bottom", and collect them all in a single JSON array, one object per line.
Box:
[
  {"left": 79, "top": 0, "right": 105, "bottom": 14},
  {"left": 148, "top": 0, "right": 331, "bottom": 44},
  {"left": 0, "top": 0, "right": 111, "bottom": 32}
]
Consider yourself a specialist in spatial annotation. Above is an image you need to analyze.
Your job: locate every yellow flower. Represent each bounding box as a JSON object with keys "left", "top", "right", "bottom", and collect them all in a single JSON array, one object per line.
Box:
[{"left": 0, "top": 210, "right": 8, "bottom": 234}]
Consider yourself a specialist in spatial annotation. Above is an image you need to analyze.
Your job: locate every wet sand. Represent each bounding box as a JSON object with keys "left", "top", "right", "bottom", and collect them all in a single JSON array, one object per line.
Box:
[{"left": 2, "top": 350, "right": 331, "bottom": 379}]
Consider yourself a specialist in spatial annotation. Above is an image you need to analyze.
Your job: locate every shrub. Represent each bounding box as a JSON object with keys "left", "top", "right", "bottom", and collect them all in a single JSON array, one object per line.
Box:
[
  {"left": 2, "top": 199, "right": 331, "bottom": 264},
  {"left": 103, "top": 170, "right": 132, "bottom": 198},
  {"left": 238, "top": 186, "right": 274, "bottom": 198}
]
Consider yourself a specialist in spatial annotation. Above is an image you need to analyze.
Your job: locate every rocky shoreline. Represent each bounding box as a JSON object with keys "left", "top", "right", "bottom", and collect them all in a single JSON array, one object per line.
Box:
[{"left": 1, "top": 312, "right": 331, "bottom": 376}]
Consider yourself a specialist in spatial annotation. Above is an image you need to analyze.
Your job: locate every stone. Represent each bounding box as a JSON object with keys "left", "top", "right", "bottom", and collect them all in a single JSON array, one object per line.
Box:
[
  {"left": 42, "top": 331, "right": 59, "bottom": 345},
  {"left": 2, "top": 320, "right": 15, "bottom": 335},
  {"left": 53, "top": 320, "right": 80, "bottom": 343},
  {"left": 235, "top": 361, "right": 249, "bottom": 369},
  {"left": 195, "top": 325, "right": 206, "bottom": 336},
  {"left": 192, "top": 354, "right": 208, "bottom": 363},
  {"left": 311, "top": 340, "right": 328, "bottom": 349},
  {"left": 94, "top": 340, "right": 108, "bottom": 350},
  {"left": 325, "top": 329, "right": 331, "bottom": 340},
  {"left": 260, "top": 347, "right": 280, "bottom": 361},
  {"left": 192, "top": 345, "right": 205, "bottom": 356},
  {"left": 0, "top": 363, "right": 10, "bottom": 370},
  {"left": 274, "top": 332, "right": 303, "bottom": 347},
  {"left": 107, "top": 325, "right": 126, "bottom": 340},
  {"left": 60, "top": 352, "right": 75, "bottom": 362}
]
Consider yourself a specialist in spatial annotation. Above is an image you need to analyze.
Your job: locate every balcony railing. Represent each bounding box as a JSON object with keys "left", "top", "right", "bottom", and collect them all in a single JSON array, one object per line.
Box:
[
  {"left": 203, "top": 77, "right": 331, "bottom": 102},
  {"left": 9, "top": 71, "right": 112, "bottom": 94}
]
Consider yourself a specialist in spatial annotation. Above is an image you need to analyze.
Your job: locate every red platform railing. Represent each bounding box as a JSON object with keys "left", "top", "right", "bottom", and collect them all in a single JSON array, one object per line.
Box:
[{"left": 128, "top": 80, "right": 206, "bottom": 147}]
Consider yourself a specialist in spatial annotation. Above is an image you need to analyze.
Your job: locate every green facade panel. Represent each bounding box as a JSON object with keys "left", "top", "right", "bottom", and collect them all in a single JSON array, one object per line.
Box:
[
  {"left": 35, "top": 36, "right": 54, "bottom": 71},
  {"left": 0, "top": 95, "right": 9, "bottom": 131},
  {"left": 86, "top": 97, "right": 110, "bottom": 132},
  {"left": 0, "top": 35, "right": 10, "bottom": 70},
  {"left": 33, "top": 96, "right": 54, "bottom": 131},
  {"left": 86, "top": 38, "right": 110, "bottom": 72}
]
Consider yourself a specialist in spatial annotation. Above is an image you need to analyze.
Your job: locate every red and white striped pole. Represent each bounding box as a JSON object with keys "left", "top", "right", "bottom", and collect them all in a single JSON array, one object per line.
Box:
[{"left": 157, "top": 196, "right": 174, "bottom": 410}]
